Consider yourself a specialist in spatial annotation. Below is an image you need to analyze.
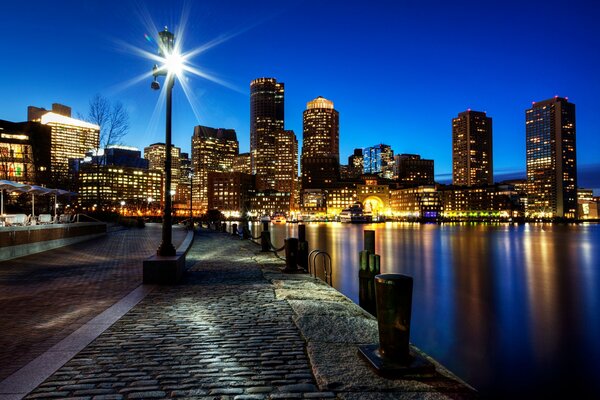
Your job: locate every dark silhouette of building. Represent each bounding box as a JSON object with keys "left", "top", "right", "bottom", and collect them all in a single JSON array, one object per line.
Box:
[
  {"left": 526, "top": 97, "right": 577, "bottom": 219},
  {"left": 347, "top": 148, "right": 364, "bottom": 179},
  {"left": 250, "top": 77, "right": 284, "bottom": 190},
  {"left": 452, "top": 110, "right": 493, "bottom": 186},
  {"left": 394, "top": 154, "right": 434, "bottom": 186}
]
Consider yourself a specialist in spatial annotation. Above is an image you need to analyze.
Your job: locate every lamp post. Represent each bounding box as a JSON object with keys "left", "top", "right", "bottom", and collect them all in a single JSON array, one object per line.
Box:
[
  {"left": 188, "top": 167, "right": 194, "bottom": 230},
  {"left": 152, "top": 27, "right": 177, "bottom": 257}
]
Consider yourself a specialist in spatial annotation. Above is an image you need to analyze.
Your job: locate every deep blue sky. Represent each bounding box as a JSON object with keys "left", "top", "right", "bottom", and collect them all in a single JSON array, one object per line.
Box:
[{"left": 2, "top": 0, "right": 599, "bottom": 192}]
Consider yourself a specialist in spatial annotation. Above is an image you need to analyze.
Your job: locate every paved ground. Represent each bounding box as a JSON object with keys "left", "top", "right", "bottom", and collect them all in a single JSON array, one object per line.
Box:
[
  {"left": 20, "top": 228, "right": 476, "bottom": 399},
  {"left": 0, "top": 224, "right": 187, "bottom": 381}
]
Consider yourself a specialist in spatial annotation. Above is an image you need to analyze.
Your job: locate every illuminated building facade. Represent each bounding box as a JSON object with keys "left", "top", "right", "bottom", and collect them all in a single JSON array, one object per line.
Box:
[
  {"left": 389, "top": 186, "right": 441, "bottom": 219},
  {"left": 526, "top": 97, "right": 577, "bottom": 219},
  {"left": 326, "top": 184, "right": 357, "bottom": 215},
  {"left": 144, "top": 143, "right": 181, "bottom": 200},
  {"left": 301, "top": 96, "right": 340, "bottom": 190},
  {"left": 28, "top": 104, "right": 99, "bottom": 189},
  {"left": 452, "top": 110, "right": 493, "bottom": 186},
  {"left": 192, "top": 125, "right": 238, "bottom": 212},
  {"left": 439, "top": 184, "right": 521, "bottom": 219},
  {"left": 363, "top": 144, "right": 394, "bottom": 179},
  {"left": 578, "top": 189, "right": 598, "bottom": 220},
  {"left": 75, "top": 146, "right": 162, "bottom": 212},
  {"left": 347, "top": 148, "right": 364, "bottom": 179},
  {"left": 0, "top": 120, "right": 51, "bottom": 184},
  {"left": 207, "top": 171, "right": 254, "bottom": 216},
  {"left": 394, "top": 154, "right": 434, "bottom": 186},
  {"left": 274, "top": 130, "right": 298, "bottom": 206},
  {"left": 233, "top": 152, "right": 252, "bottom": 174},
  {"left": 250, "top": 78, "right": 284, "bottom": 190},
  {"left": 174, "top": 152, "right": 191, "bottom": 214},
  {"left": 356, "top": 177, "right": 390, "bottom": 217},
  {"left": 248, "top": 190, "right": 291, "bottom": 217}
]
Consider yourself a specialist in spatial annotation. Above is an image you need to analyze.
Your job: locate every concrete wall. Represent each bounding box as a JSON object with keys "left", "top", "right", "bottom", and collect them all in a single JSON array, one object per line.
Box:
[{"left": 0, "top": 223, "right": 107, "bottom": 261}]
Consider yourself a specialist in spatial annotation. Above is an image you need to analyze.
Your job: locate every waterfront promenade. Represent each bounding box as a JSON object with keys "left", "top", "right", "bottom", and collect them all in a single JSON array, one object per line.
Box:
[{"left": 1, "top": 226, "right": 475, "bottom": 399}]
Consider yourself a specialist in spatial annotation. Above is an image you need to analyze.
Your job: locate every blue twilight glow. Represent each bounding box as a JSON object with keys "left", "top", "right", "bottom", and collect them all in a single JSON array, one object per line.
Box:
[{"left": 1, "top": 0, "right": 599, "bottom": 192}]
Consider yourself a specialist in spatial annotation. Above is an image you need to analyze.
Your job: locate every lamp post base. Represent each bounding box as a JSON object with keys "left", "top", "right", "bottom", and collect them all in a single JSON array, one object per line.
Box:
[{"left": 157, "top": 241, "right": 176, "bottom": 257}]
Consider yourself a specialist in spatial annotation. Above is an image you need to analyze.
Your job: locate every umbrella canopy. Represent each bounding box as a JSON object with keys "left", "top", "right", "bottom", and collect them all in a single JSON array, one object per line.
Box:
[
  {"left": 0, "top": 180, "right": 31, "bottom": 215},
  {"left": 26, "top": 185, "right": 52, "bottom": 218}
]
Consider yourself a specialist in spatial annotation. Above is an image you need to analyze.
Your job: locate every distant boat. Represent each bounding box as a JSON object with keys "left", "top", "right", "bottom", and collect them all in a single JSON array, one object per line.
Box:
[
  {"left": 260, "top": 215, "right": 271, "bottom": 222},
  {"left": 339, "top": 203, "right": 372, "bottom": 223},
  {"left": 272, "top": 213, "right": 286, "bottom": 224}
]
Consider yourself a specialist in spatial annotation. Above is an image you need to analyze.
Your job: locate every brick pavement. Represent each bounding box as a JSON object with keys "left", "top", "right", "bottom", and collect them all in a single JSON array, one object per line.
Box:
[
  {"left": 23, "top": 229, "right": 332, "bottom": 400},
  {"left": 0, "top": 224, "right": 187, "bottom": 381}
]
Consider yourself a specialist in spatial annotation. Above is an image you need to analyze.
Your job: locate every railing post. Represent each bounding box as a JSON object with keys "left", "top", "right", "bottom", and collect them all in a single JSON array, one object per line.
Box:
[
  {"left": 297, "top": 224, "right": 308, "bottom": 271},
  {"left": 231, "top": 223, "right": 238, "bottom": 236},
  {"left": 283, "top": 237, "right": 299, "bottom": 273},
  {"left": 364, "top": 229, "right": 375, "bottom": 253},
  {"left": 260, "top": 222, "right": 270, "bottom": 252},
  {"left": 221, "top": 222, "right": 227, "bottom": 232},
  {"left": 359, "top": 273, "right": 434, "bottom": 377}
]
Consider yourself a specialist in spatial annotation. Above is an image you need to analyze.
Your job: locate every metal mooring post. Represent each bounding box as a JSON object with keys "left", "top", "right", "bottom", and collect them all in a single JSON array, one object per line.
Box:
[
  {"left": 359, "top": 273, "right": 435, "bottom": 377},
  {"left": 283, "top": 237, "right": 299, "bottom": 273},
  {"left": 260, "top": 222, "right": 270, "bottom": 252},
  {"left": 231, "top": 223, "right": 238, "bottom": 236},
  {"left": 297, "top": 224, "right": 309, "bottom": 271}
]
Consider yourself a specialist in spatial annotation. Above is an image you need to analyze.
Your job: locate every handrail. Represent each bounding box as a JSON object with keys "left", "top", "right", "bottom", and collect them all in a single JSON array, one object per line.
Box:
[{"left": 308, "top": 249, "right": 333, "bottom": 286}]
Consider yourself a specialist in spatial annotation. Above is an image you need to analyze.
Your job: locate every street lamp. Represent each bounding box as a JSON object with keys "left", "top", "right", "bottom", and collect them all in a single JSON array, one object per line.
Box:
[
  {"left": 152, "top": 27, "right": 178, "bottom": 257},
  {"left": 188, "top": 167, "right": 194, "bottom": 230}
]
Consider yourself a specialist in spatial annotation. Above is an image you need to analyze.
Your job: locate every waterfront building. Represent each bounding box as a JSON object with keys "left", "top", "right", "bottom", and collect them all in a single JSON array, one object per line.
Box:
[
  {"left": 0, "top": 119, "right": 51, "bottom": 185},
  {"left": 248, "top": 190, "right": 291, "bottom": 217},
  {"left": 452, "top": 110, "right": 493, "bottom": 186},
  {"left": 233, "top": 152, "right": 252, "bottom": 174},
  {"left": 325, "top": 183, "right": 357, "bottom": 215},
  {"left": 300, "top": 188, "right": 327, "bottom": 215},
  {"left": 363, "top": 144, "right": 394, "bottom": 179},
  {"left": 274, "top": 130, "right": 298, "bottom": 207},
  {"left": 250, "top": 77, "right": 284, "bottom": 190},
  {"left": 439, "top": 184, "right": 522, "bottom": 219},
  {"left": 191, "top": 125, "right": 238, "bottom": 213},
  {"left": 526, "top": 97, "right": 577, "bottom": 219},
  {"left": 394, "top": 154, "right": 434, "bottom": 186},
  {"left": 348, "top": 148, "right": 364, "bottom": 179},
  {"left": 356, "top": 177, "right": 391, "bottom": 217},
  {"left": 144, "top": 143, "right": 181, "bottom": 203},
  {"left": 301, "top": 96, "right": 340, "bottom": 190},
  {"left": 207, "top": 171, "right": 254, "bottom": 217},
  {"left": 389, "top": 185, "right": 441, "bottom": 219},
  {"left": 74, "top": 146, "right": 161, "bottom": 212},
  {"left": 577, "top": 188, "right": 598, "bottom": 220},
  {"left": 28, "top": 103, "right": 99, "bottom": 189}
]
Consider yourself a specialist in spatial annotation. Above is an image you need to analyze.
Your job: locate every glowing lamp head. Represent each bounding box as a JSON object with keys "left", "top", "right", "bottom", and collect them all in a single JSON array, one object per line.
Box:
[{"left": 164, "top": 52, "right": 184, "bottom": 76}]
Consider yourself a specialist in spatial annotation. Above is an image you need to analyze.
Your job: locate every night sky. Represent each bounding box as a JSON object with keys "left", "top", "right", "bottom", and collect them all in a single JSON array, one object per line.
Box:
[{"left": 2, "top": 0, "right": 599, "bottom": 192}]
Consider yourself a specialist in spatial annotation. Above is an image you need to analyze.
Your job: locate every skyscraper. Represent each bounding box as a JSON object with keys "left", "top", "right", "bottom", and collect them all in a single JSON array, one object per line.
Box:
[
  {"left": 250, "top": 77, "right": 284, "bottom": 190},
  {"left": 144, "top": 143, "right": 181, "bottom": 201},
  {"left": 301, "top": 96, "right": 339, "bottom": 189},
  {"left": 347, "top": 148, "right": 364, "bottom": 179},
  {"left": 452, "top": 110, "right": 493, "bottom": 186},
  {"left": 191, "top": 125, "right": 239, "bottom": 212},
  {"left": 363, "top": 144, "right": 394, "bottom": 179},
  {"left": 526, "top": 97, "right": 577, "bottom": 219},
  {"left": 28, "top": 103, "right": 99, "bottom": 189},
  {"left": 274, "top": 130, "right": 298, "bottom": 208}
]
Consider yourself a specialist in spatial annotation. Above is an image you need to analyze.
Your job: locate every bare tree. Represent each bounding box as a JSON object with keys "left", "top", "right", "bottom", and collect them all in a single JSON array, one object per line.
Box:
[{"left": 82, "top": 94, "right": 129, "bottom": 148}]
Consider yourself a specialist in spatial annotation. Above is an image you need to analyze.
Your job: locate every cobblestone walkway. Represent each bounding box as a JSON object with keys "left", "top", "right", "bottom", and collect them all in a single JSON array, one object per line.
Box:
[
  {"left": 0, "top": 224, "right": 187, "bottom": 381},
  {"left": 24, "top": 229, "right": 329, "bottom": 400}
]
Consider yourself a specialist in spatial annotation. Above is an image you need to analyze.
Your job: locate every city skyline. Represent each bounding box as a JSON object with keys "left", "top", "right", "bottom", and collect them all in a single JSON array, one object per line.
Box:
[{"left": 2, "top": 1, "right": 599, "bottom": 193}]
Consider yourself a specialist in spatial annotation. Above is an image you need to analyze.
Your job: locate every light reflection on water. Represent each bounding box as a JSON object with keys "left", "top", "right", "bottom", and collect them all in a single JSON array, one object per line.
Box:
[{"left": 249, "top": 222, "right": 600, "bottom": 397}]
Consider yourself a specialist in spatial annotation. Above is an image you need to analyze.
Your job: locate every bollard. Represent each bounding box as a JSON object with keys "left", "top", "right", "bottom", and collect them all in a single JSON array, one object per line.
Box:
[
  {"left": 260, "top": 231, "right": 270, "bottom": 252},
  {"left": 358, "top": 273, "right": 435, "bottom": 377},
  {"left": 364, "top": 230, "right": 375, "bottom": 253},
  {"left": 221, "top": 222, "right": 227, "bottom": 232},
  {"left": 242, "top": 224, "right": 249, "bottom": 239},
  {"left": 297, "top": 224, "right": 308, "bottom": 271},
  {"left": 231, "top": 223, "right": 238, "bottom": 236},
  {"left": 369, "top": 253, "right": 381, "bottom": 274},
  {"left": 262, "top": 221, "right": 269, "bottom": 232},
  {"left": 283, "top": 238, "right": 299, "bottom": 273},
  {"left": 359, "top": 250, "right": 376, "bottom": 316}
]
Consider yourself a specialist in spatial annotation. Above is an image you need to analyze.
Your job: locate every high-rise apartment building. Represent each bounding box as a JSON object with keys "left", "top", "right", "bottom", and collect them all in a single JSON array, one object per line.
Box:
[
  {"left": 191, "top": 125, "right": 239, "bottom": 212},
  {"left": 28, "top": 103, "right": 99, "bottom": 189},
  {"left": 233, "top": 152, "right": 252, "bottom": 174},
  {"left": 452, "top": 110, "right": 493, "bottom": 186},
  {"left": 526, "top": 97, "right": 577, "bottom": 219},
  {"left": 363, "top": 144, "right": 394, "bottom": 179},
  {"left": 394, "top": 154, "right": 434, "bottom": 186},
  {"left": 274, "top": 130, "right": 298, "bottom": 202},
  {"left": 144, "top": 143, "right": 181, "bottom": 200},
  {"left": 250, "top": 77, "right": 284, "bottom": 190},
  {"left": 301, "top": 96, "right": 339, "bottom": 189}
]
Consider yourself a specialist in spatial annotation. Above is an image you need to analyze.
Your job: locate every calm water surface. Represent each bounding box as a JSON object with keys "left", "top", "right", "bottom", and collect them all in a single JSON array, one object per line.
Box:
[{"left": 250, "top": 222, "right": 600, "bottom": 398}]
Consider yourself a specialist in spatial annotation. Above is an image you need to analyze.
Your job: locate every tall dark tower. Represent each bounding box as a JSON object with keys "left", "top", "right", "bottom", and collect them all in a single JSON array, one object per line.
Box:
[
  {"left": 301, "top": 96, "right": 340, "bottom": 189},
  {"left": 452, "top": 110, "right": 493, "bottom": 186},
  {"left": 250, "top": 77, "right": 284, "bottom": 190},
  {"left": 526, "top": 97, "right": 577, "bottom": 219}
]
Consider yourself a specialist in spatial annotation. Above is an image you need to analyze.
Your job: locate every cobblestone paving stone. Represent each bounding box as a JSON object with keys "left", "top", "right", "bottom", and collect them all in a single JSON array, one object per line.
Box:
[
  {"left": 0, "top": 224, "right": 187, "bottom": 381},
  {"left": 24, "top": 229, "right": 332, "bottom": 400}
]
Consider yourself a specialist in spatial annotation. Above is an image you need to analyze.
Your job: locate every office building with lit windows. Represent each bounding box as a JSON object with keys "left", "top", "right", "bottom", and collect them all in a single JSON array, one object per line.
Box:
[
  {"left": 233, "top": 152, "right": 252, "bottom": 174},
  {"left": 74, "top": 146, "right": 162, "bottom": 212},
  {"left": 394, "top": 154, "right": 434, "bottom": 186},
  {"left": 144, "top": 143, "right": 181, "bottom": 201},
  {"left": 274, "top": 130, "right": 298, "bottom": 206},
  {"left": 526, "top": 97, "right": 577, "bottom": 219},
  {"left": 191, "top": 125, "right": 238, "bottom": 212},
  {"left": 250, "top": 77, "right": 284, "bottom": 190},
  {"left": 347, "top": 148, "right": 364, "bottom": 179},
  {"left": 363, "top": 144, "right": 394, "bottom": 179},
  {"left": 301, "top": 96, "right": 339, "bottom": 190},
  {"left": 28, "top": 103, "right": 99, "bottom": 189},
  {"left": 452, "top": 110, "right": 493, "bottom": 186},
  {"left": 0, "top": 119, "right": 51, "bottom": 185},
  {"left": 207, "top": 171, "right": 254, "bottom": 216}
]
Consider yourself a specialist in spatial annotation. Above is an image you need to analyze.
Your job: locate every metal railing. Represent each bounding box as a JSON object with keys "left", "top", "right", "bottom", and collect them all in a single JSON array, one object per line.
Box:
[{"left": 308, "top": 249, "right": 332, "bottom": 286}]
